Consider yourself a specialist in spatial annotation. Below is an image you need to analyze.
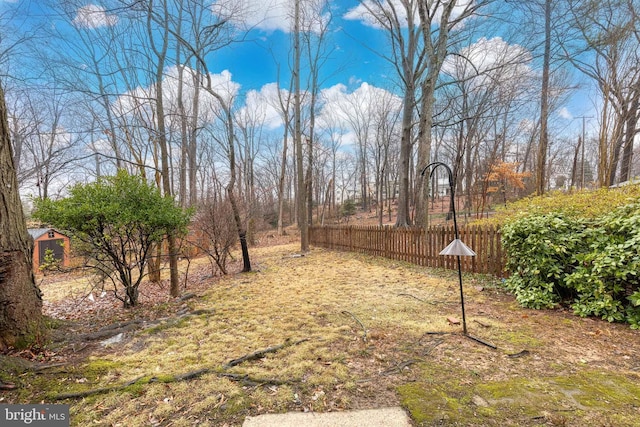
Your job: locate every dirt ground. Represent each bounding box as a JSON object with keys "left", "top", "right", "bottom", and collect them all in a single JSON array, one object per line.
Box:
[{"left": 1, "top": 237, "right": 640, "bottom": 426}]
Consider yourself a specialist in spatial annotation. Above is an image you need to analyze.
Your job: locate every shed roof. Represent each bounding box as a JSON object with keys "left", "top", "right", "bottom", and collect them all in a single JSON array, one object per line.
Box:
[{"left": 27, "top": 228, "right": 68, "bottom": 240}]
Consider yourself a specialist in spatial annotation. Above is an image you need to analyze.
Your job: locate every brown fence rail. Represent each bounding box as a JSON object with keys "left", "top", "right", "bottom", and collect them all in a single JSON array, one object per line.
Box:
[{"left": 309, "top": 225, "right": 505, "bottom": 277}]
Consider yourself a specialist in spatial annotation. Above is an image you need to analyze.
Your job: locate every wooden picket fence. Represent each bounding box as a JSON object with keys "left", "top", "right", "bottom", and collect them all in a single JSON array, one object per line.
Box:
[{"left": 309, "top": 224, "right": 505, "bottom": 277}]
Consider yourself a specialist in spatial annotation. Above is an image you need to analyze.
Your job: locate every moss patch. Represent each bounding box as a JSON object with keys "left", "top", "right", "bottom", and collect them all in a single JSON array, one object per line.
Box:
[
  {"left": 551, "top": 371, "right": 640, "bottom": 409},
  {"left": 399, "top": 367, "right": 640, "bottom": 426}
]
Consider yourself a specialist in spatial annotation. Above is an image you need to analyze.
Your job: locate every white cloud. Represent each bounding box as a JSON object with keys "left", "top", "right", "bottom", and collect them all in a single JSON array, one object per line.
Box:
[
  {"left": 442, "top": 37, "right": 533, "bottom": 99},
  {"left": 72, "top": 4, "right": 118, "bottom": 29},
  {"left": 238, "top": 83, "right": 287, "bottom": 130},
  {"left": 348, "top": 76, "right": 363, "bottom": 87},
  {"left": 344, "top": 0, "right": 474, "bottom": 29},
  {"left": 518, "top": 118, "right": 535, "bottom": 132},
  {"left": 320, "top": 82, "right": 401, "bottom": 120},
  {"left": 211, "top": 0, "right": 329, "bottom": 33},
  {"left": 88, "top": 138, "right": 112, "bottom": 153},
  {"left": 112, "top": 66, "right": 241, "bottom": 130},
  {"left": 317, "top": 82, "right": 402, "bottom": 146},
  {"left": 443, "top": 37, "right": 531, "bottom": 77},
  {"left": 558, "top": 107, "right": 573, "bottom": 120}
]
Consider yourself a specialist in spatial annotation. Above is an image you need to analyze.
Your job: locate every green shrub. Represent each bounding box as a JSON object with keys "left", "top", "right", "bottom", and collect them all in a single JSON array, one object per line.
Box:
[
  {"left": 502, "top": 213, "right": 587, "bottom": 309},
  {"left": 39, "top": 247, "right": 62, "bottom": 274},
  {"left": 502, "top": 197, "right": 640, "bottom": 328},
  {"left": 565, "top": 201, "right": 640, "bottom": 328},
  {"left": 33, "top": 170, "right": 192, "bottom": 308},
  {"left": 340, "top": 199, "right": 356, "bottom": 221}
]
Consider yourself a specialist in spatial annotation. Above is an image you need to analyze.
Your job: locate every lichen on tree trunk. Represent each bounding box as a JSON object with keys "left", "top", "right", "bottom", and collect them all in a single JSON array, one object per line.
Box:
[
  {"left": 0, "top": 251, "right": 43, "bottom": 349},
  {"left": 0, "top": 85, "right": 43, "bottom": 350}
]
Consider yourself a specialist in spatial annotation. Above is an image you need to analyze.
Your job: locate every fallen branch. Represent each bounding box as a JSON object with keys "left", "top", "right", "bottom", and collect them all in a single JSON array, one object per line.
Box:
[
  {"left": 52, "top": 338, "right": 309, "bottom": 401},
  {"left": 507, "top": 350, "right": 530, "bottom": 358},
  {"left": 31, "top": 362, "right": 68, "bottom": 372},
  {"left": 357, "top": 358, "right": 422, "bottom": 383},
  {"left": 218, "top": 372, "right": 292, "bottom": 387},
  {"left": 381, "top": 359, "right": 420, "bottom": 376},
  {"left": 0, "top": 381, "right": 17, "bottom": 390},
  {"left": 53, "top": 375, "right": 146, "bottom": 400},
  {"left": 341, "top": 311, "right": 367, "bottom": 342},
  {"left": 189, "top": 308, "right": 215, "bottom": 316},
  {"left": 173, "top": 368, "right": 212, "bottom": 381},
  {"left": 421, "top": 338, "right": 445, "bottom": 356},
  {"left": 398, "top": 293, "right": 437, "bottom": 305},
  {"left": 76, "top": 309, "right": 216, "bottom": 343},
  {"left": 179, "top": 292, "right": 197, "bottom": 301},
  {"left": 398, "top": 293, "right": 426, "bottom": 302},
  {"left": 53, "top": 369, "right": 297, "bottom": 401},
  {"left": 77, "top": 321, "right": 143, "bottom": 341},
  {"left": 223, "top": 338, "right": 309, "bottom": 369}
]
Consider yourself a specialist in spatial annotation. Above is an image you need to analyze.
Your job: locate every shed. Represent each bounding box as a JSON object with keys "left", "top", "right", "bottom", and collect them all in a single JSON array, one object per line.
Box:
[{"left": 27, "top": 228, "right": 71, "bottom": 273}]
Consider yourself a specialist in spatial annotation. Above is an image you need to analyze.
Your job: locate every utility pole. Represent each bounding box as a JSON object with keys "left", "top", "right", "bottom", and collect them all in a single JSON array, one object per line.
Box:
[{"left": 575, "top": 116, "right": 592, "bottom": 189}]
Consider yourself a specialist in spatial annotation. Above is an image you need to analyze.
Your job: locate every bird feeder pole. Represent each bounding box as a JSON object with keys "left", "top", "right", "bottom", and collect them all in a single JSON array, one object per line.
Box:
[{"left": 421, "top": 162, "right": 496, "bottom": 349}]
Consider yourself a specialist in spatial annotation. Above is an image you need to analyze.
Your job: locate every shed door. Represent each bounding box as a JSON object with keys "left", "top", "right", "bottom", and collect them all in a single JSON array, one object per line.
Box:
[{"left": 38, "top": 239, "right": 64, "bottom": 266}]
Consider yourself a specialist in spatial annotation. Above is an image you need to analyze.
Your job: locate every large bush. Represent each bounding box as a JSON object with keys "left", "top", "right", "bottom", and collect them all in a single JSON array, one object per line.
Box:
[
  {"left": 502, "top": 213, "right": 587, "bottom": 309},
  {"left": 33, "top": 170, "right": 191, "bottom": 307},
  {"left": 565, "top": 201, "right": 640, "bottom": 327},
  {"left": 502, "top": 196, "right": 640, "bottom": 328}
]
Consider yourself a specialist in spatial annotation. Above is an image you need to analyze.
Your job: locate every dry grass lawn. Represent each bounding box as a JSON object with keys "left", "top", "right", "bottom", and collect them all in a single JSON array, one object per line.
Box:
[{"left": 2, "top": 242, "right": 640, "bottom": 426}]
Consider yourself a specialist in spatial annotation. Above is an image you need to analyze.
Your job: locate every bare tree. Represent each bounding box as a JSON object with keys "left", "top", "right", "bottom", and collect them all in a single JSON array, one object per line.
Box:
[
  {"left": 564, "top": 0, "right": 640, "bottom": 186},
  {"left": 352, "top": 0, "right": 423, "bottom": 226},
  {"left": 168, "top": 0, "right": 252, "bottom": 271},
  {"left": 18, "top": 89, "right": 83, "bottom": 199},
  {"left": 143, "top": 0, "right": 182, "bottom": 296},
  {"left": 438, "top": 36, "right": 535, "bottom": 216},
  {"left": 316, "top": 106, "right": 348, "bottom": 221},
  {"left": 414, "top": 0, "right": 495, "bottom": 224},
  {"left": 371, "top": 89, "right": 402, "bottom": 225},
  {"left": 276, "top": 85, "right": 293, "bottom": 236}
]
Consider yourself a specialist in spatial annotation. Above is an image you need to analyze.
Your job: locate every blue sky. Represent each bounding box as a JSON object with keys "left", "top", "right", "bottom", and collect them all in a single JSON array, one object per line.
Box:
[
  {"left": 1, "top": 0, "right": 397, "bottom": 106},
  {"left": 1, "top": 0, "right": 609, "bottom": 200},
  {"left": 1, "top": 0, "right": 597, "bottom": 139},
  {"left": 206, "top": 1, "right": 395, "bottom": 93}
]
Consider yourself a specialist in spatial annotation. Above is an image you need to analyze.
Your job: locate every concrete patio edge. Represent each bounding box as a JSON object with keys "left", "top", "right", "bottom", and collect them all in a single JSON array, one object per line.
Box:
[{"left": 242, "top": 406, "right": 413, "bottom": 427}]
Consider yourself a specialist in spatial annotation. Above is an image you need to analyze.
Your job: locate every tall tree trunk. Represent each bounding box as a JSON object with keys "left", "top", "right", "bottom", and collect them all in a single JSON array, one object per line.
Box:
[
  {"left": 150, "top": 0, "right": 180, "bottom": 297},
  {"left": 188, "top": 69, "right": 201, "bottom": 206},
  {"left": 294, "top": 0, "right": 308, "bottom": 250},
  {"left": 536, "top": 0, "right": 552, "bottom": 195},
  {"left": 414, "top": 0, "right": 455, "bottom": 227},
  {"left": 0, "top": 85, "right": 43, "bottom": 350},
  {"left": 597, "top": 91, "right": 611, "bottom": 187},
  {"left": 225, "top": 123, "right": 251, "bottom": 272},
  {"left": 277, "top": 121, "right": 289, "bottom": 236},
  {"left": 620, "top": 89, "right": 639, "bottom": 182},
  {"left": 198, "top": 68, "right": 252, "bottom": 271},
  {"left": 395, "top": 90, "right": 414, "bottom": 227}
]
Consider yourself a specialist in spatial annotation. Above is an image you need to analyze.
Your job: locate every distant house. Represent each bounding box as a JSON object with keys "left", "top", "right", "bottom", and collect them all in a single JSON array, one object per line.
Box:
[{"left": 27, "top": 228, "right": 70, "bottom": 273}]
